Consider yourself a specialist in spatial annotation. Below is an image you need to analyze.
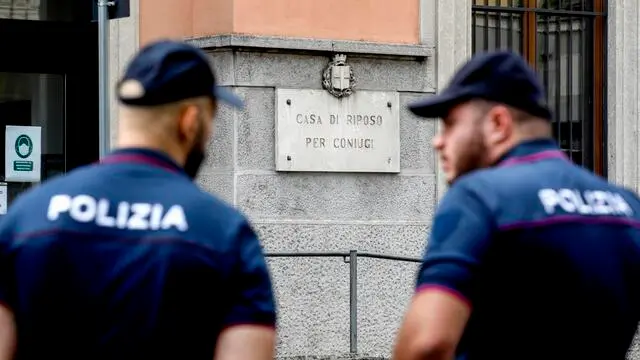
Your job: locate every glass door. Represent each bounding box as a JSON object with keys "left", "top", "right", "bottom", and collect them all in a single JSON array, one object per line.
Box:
[
  {"left": 0, "top": 15, "right": 99, "bottom": 215},
  {"left": 0, "top": 72, "right": 65, "bottom": 209}
]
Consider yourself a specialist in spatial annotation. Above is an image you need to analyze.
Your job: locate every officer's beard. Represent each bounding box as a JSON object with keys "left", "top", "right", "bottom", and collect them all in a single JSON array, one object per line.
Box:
[
  {"left": 183, "top": 119, "right": 206, "bottom": 180},
  {"left": 450, "top": 133, "right": 490, "bottom": 185}
]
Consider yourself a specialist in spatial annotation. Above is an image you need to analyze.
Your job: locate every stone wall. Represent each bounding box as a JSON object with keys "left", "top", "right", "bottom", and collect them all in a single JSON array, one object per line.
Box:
[
  {"left": 607, "top": 0, "right": 640, "bottom": 357},
  {"left": 189, "top": 35, "right": 434, "bottom": 358}
]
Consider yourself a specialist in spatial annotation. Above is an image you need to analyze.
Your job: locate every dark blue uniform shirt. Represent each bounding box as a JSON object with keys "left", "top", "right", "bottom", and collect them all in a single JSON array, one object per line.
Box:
[
  {"left": 417, "top": 139, "right": 640, "bottom": 359},
  {"left": 0, "top": 149, "right": 276, "bottom": 360}
]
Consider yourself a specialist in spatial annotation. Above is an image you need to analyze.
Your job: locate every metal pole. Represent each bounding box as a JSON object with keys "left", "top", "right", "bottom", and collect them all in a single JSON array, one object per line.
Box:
[
  {"left": 98, "top": 0, "right": 111, "bottom": 158},
  {"left": 349, "top": 250, "right": 358, "bottom": 355}
]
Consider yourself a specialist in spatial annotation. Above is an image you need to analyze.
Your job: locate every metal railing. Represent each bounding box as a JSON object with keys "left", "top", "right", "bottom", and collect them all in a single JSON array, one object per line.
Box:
[{"left": 265, "top": 250, "right": 422, "bottom": 355}]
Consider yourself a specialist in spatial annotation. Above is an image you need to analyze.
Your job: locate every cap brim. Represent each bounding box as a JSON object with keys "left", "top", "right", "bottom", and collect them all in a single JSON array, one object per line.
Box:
[
  {"left": 213, "top": 86, "right": 244, "bottom": 109},
  {"left": 407, "top": 91, "right": 465, "bottom": 119}
]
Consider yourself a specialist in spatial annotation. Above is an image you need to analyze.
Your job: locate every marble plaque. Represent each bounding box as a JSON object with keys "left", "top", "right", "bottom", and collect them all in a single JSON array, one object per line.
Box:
[{"left": 275, "top": 89, "right": 400, "bottom": 173}]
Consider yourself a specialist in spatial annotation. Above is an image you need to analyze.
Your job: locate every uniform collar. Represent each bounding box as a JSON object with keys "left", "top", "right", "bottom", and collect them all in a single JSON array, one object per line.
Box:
[
  {"left": 497, "top": 138, "right": 568, "bottom": 167},
  {"left": 100, "top": 148, "right": 186, "bottom": 176}
]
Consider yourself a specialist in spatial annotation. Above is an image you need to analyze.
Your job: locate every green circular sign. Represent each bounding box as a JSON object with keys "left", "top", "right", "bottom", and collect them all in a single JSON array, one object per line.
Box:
[{"left": 15, "top": 134, "right": 33, "bottom": 159}]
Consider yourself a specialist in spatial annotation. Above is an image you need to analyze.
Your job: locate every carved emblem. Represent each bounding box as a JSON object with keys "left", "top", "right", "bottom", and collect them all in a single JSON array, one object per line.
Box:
[{"left": 322, "top": 54, "right": 356, "bottom": 98}]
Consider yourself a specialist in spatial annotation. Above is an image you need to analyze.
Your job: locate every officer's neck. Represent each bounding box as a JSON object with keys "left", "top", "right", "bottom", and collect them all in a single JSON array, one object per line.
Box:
[
  {"left": 489, "top": 122, "right": 553, "bottom": 166},
  {"left": 115, "top": 133, "right": 186, "bottom": 168}
]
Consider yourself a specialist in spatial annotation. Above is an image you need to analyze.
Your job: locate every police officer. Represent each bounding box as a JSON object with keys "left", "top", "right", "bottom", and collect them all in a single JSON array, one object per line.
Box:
[
  {"left": 392, "top": 51, "right": 640, "bottom": 360},
  {"left": 0, "top": 40, "right": 276, "bottom": 360}
]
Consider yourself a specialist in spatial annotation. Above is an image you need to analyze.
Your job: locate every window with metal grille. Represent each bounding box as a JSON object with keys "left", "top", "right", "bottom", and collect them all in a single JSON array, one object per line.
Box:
[{"left": 472, "top": 0, "right": 606, "bottom": 175}]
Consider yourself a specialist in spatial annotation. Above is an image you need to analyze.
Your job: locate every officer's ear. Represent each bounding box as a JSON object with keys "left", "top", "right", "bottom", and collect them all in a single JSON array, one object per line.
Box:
[
  {"left": 176, "top": 101, "right": 201, "bottom": 145},
  {"left": 485, "top": 104, "right": 514, "bottom": 145}
]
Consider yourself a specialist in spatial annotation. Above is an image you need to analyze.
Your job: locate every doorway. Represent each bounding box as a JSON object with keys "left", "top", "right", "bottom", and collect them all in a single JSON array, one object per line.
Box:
[{"left": 0, "top": 18, "right": 98, "bottom": 209}]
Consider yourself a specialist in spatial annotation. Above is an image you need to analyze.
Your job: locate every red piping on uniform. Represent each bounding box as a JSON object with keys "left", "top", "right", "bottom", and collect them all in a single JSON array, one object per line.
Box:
[
  {"left": 100, "top": 154, "right": 179, "bottom": 173},
  {"left": 499, "top": 150, "right": 568, "bottom": 167}
]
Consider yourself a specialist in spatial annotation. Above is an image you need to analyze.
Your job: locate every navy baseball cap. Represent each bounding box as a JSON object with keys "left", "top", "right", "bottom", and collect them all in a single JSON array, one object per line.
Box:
[
  {"left": 116, "top": 40, "right": 243, "bottom": 109},
  {"left": 409, "top": 51, "right": 551, "bottom": 120}
]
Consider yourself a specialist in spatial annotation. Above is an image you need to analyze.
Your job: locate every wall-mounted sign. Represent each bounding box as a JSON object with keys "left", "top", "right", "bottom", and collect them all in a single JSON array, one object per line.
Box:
[
  {"left": 5, "top": 125, "right": 41, "bottom": 182},
  {"left": 275, "top": 88, "right": 400, "bottom": 173},
  {"left": 92, "top": 0, "right": 130, "bottom": 21}
]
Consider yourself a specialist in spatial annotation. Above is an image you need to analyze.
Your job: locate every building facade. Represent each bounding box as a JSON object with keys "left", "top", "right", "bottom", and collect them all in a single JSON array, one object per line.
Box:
[{"left": 0, "top": 0, "right": 638, "bottom": 359}]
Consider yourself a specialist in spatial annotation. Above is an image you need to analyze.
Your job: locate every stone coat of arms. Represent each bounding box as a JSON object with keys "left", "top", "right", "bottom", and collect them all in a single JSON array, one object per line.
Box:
[{"left": 322, "top": 54, "right": 356, "bottom": 98}]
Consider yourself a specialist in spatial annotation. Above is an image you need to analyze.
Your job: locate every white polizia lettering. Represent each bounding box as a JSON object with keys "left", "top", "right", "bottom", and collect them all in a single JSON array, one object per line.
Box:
[
  {"left": 46, "top": 194, "right": 188, "bottom": 231},
  {"left": 537, "top": 188, "right": 634, "bottom": 216}
]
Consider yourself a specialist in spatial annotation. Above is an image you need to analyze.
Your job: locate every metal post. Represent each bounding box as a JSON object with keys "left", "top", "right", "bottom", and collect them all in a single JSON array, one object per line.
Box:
[
  {"left": 98, "top": 0, "right": 112, "bottom": 158},
  {"left": 349, "top": 250, "right": 358, "bottom": 355}
]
